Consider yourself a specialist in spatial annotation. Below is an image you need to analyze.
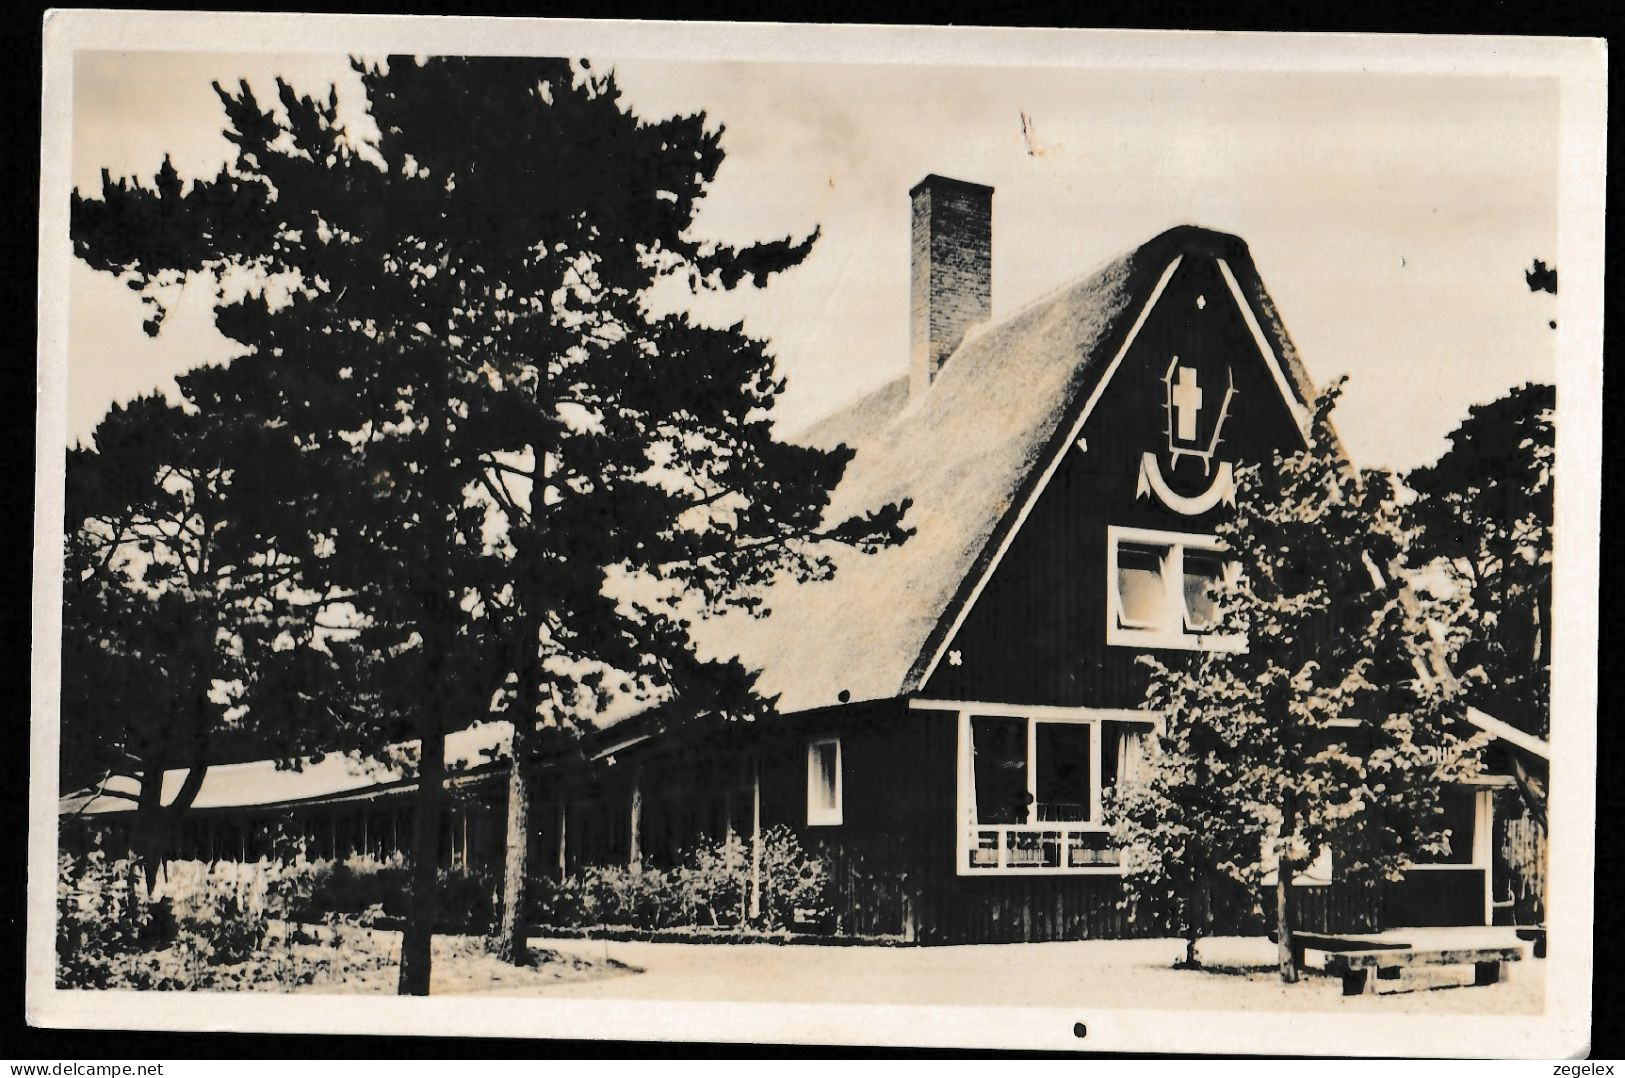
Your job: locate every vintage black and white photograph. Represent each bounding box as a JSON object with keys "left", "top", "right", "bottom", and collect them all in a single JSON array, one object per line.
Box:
[{"left": 28, "top": 13, "right": 1603, "bottom": 1055}]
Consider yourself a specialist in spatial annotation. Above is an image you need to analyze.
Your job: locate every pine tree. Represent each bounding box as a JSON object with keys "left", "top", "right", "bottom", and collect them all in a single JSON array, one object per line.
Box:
[
  {"left": 1404, "top": 382, "right": 1554, "bottom": 741},
  {"left": 1117, "top": 382, "right": 1482, "bottom": 981},
  {"left": 69, "top": 56, "right": 907, "bottom": 991},
  {"left": 61, "top": 372, "right": 332, "bottom": 885}
]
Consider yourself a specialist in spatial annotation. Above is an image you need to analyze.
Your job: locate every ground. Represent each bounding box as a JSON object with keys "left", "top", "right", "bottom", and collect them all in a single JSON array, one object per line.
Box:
[
  {"left": 98, "top": 922, "right": 1543, "bottom": 1012},
  {"left": 283, "top": 928, "right": 640, "bottom": 996},
  {"left": 456, "top": 927, "right": 1542, "bottom": 1014}
]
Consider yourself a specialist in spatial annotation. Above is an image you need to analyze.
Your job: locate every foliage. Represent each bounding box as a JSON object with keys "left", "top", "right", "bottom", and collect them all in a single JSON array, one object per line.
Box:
[
  {"left": 527, "top": 825, "right": 830, "bottom": 934},
  {"left": 1403, "top": 382, "right": 1554, "bottom": 741},
  {"left": 59, "top": 384, "right": 340, "bottom": 876},
  {"left": 57, "top": 847, "right": 277, "bottom": 988},
  {"left": 56, "top": 848, "right": 175, "bottom": 986},
  {"left": 1115, "top": 381, "right": 1482, "bottom": 979},
  {"left": 266, "top": 852, "right": 497, "bottom": 930},
  {"left": 55, "top": 847, "right": 500, "bottom": 989}
]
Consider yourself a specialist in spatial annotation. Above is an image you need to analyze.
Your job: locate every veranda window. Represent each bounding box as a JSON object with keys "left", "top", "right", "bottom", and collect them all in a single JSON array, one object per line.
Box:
[{"left": 960, "top": 711, "right": 1141, "bottom": 875}]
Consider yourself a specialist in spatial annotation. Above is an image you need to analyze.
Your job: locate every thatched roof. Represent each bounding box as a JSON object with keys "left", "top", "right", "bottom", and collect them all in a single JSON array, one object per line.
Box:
[{"left": 688, "top": 225, "right": 1313, "bottom": 715}]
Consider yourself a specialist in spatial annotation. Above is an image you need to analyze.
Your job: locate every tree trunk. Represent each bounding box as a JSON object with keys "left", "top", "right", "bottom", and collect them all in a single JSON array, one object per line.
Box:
[
  {"left": 495, "top": 721, "right": 534, "bottom": 965},
  {"left": 1185, "top": 934, "right": 1199, "bottom": 968},
  {"left": 398, "top": 720, "right": 445, "bottom": 996},
  {"left": 495, "top": 613, "right": 543, "bottom": 965},
  {"left": 131, "top": 762, "right": 210, "bottom": 895},
  {"left": 130, "top": 771, "right": 167, "bottom": 894},
  {"left": 1275, "top": 861, "right": 1297, "bottom": 983},
  {"left": 749, "top": 754, "right": 762, "bottom": 924}
]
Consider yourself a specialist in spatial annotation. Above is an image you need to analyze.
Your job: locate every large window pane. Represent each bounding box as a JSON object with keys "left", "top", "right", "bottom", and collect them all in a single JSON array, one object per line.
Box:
[
  {"left": 1416, "top": 786, "right": 1478, "bottom": 864},
  {"left": 971, "top": 716, "right": 1029, "bottom": 825},
  {"left": 1035, "top": 723, "right": 1092, "bottom": 822},
  {"left": 1182, "top": 550, "right": 1227, "bottom": 629},
  {"left": 1117, "top": 544, "right": 1170, "bottom": 629}
]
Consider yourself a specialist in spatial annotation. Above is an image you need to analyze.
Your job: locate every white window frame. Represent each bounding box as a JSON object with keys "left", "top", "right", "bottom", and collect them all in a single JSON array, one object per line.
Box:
[
  {"left": 945, "top": 701, "right": 1154, "bottom": 877},
  {"left": 806, "top": 737, "right": 843, "bottom": 826},
  {"left": 1393, "top": 785, "right": 1496, "bottom": 927},
  {"left": 1106, "top": 525, "right": 1243, "bottom": 651}
]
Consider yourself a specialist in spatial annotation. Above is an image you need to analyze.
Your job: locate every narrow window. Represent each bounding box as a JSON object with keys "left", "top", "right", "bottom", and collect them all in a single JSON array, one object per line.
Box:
[
  {"left": 806, "top": 738, "right": 842, "bottom": 826},
  {"left": 1181, "top": 549, "right": 1228, "bottom": 630},
  {"left": 971, "top": 716, "right": 1029, "bottom": 824},
  {"left": 1115, "top": 543, "right": 1172, "bottom": 631}
]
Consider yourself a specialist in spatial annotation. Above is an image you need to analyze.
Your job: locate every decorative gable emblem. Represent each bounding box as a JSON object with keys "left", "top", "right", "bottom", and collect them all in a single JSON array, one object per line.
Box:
[
  {"left": 1163, "top": 356, "right": 1235, "bottom": 472},
  {"left": 1136, "top": 355, "right": 1238, "bottom": 515}
]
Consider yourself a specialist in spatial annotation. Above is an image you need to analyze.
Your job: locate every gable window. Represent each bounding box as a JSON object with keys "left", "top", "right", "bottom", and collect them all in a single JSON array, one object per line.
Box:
[
  {"left": 1107, "top": 526, "right": 1241, "bottom": 649},
  {"left": 806, "top": 738, "right": 842, "bottom": 826},
  {"left": 957, "top": 707, "right": 1148, "bottom": 875}
]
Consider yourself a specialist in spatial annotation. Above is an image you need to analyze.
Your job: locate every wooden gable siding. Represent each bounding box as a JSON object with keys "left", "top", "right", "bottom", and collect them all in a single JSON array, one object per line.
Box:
[{"left": 921, "top": 253, "right": 1311, "bottom": 709}]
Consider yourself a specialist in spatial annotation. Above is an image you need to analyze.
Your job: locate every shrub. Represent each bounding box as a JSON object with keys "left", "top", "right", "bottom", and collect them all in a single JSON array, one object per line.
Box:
[
  {"left": 56, "top": 848, "right": 177, "bottom": 988},
  {"left": 527, "top": 825, "right": 831, "bottom": 933},
  {"left": 305, "top": 854, "right": 410, "bottom": 920},
  {"left": 176, "top": 887, "right": 270, "bottom": 966},
  {"left": 525, "top": 870, "right": 591, "bottom": 928}
]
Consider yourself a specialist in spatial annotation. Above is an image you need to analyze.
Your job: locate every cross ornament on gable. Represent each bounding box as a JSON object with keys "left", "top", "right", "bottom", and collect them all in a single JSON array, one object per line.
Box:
[
  {"left": 1139, "top": 356, "right": 1240, "bottom": 515},
  {"left": 1159, "top": 355, "right": 1236, "bottom": 476},
  {"left": 1171, "top": 365, "right": 1203, "bottom": 442}
]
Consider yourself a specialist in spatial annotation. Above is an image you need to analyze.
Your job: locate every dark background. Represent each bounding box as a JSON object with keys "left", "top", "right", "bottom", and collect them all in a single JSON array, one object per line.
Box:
[{"left": 4, "top": 0, "right": 1618, "bottom": 1061}]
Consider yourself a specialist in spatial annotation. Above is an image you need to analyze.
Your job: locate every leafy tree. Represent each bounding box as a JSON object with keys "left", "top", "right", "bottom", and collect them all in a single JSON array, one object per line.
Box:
[
  {"left": 1404, "top": 382, "right": 1554, "bottom": 741},
  {"left": 1117, "top": 383, "right": 1481, "bottom": 981},
  {"left": 1403, "top": 381, "right": 1553, "bottom": 836},
  {"left": 70, "top": 56, "right": 907, "bottom": 992},
  {"left": 61, "top": 374, "right": 331, "bottom": 885}
]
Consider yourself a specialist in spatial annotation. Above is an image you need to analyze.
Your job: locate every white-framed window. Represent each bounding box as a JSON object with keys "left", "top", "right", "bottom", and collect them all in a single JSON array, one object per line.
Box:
[
  {"left": 806, "top": 737, "right": 843, "bottom": 826},
  {"left": 1106, "top": 525, "right": 1243, "bottom": 650},
  {"left": 953, "top": 704, "right": 1152, "bottom": 875}
]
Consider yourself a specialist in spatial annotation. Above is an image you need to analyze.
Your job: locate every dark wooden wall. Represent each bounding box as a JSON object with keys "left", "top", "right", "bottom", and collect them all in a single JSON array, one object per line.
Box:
[
  {"left": 1382, "top": 870, "right": 1485, "bottom": 928},
  {"left": 536, "top": 701, "right": 1383, "bottom": 944},
  {"left": 923, "top": 253, "right": 1311, "bottom": 709}
]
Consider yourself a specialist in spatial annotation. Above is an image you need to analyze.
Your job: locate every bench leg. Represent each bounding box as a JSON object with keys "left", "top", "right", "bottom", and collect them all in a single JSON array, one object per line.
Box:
[
  {"left": 1474, "top": 961, "right": 1501, "bottom": 986},
  {"left": 1341, "top": 969, "right": 1369, "bottom": 996}
]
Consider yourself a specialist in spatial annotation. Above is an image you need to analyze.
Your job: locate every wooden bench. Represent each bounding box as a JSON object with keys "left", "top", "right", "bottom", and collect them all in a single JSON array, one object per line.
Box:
[
  {"left": 1323, "top": 946, "right": 1523, "bottom": 996},
  {"left": 1269, "top": 932, "right": 1411, "bottom": 971},
  {"left": 1515, "top": 927, "right": 1547, "bottom": 959}
]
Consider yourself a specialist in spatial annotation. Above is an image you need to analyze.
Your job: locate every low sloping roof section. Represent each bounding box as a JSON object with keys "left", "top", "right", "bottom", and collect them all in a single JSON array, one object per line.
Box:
[
  {"left": 690, "top": 227, "right": 1316, "bottom": 715},
  {"left": 60, "top": 723, "right": 512, "bottom": 817}
]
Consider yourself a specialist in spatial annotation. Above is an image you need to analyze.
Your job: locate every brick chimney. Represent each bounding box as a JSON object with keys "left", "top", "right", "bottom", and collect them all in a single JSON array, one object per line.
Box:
[{"left": 910, "top": 174, "right": 993, "bottom": 397}]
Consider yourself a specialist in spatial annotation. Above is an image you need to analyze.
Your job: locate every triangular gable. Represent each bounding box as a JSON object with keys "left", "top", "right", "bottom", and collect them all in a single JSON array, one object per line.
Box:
[
  {"left": 916, "top": 246, "right": 1319, "bottom": 707},
  {"left": 911, "top": 236, "right": 1318, "bottom": 696},
  {"left": 686, "top": 227, "right": 1319, "bottom": 716}
]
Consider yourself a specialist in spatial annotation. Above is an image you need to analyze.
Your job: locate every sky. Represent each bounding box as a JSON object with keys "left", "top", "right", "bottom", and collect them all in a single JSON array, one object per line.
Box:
[{"left": 66, "top": 50, "right": 1560, "bottom": 473}]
